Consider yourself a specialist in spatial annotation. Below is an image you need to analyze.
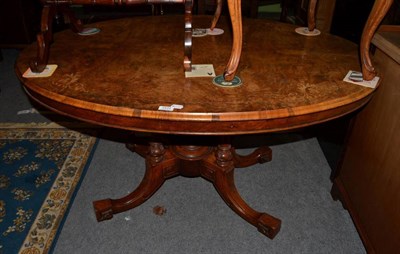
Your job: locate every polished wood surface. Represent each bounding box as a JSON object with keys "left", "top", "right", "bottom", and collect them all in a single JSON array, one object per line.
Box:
[
  {"left": 16, "top": 16, "right": 374, "bottom": 135},
  {"left": 332, "top": 26, "right": 400, "bottom": 253}
]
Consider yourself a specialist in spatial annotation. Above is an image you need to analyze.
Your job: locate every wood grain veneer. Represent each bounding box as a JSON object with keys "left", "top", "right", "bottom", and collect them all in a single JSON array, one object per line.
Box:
[{"left": 15, "top": 16, "right": 374, "bottom": 135}]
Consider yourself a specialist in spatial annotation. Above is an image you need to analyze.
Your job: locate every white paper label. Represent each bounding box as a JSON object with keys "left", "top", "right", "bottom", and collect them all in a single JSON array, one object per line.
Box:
[
  {"left": 185, "top": 64, "right": 216, "bottom": 78},
  {"left": 343, "top": 70, "right": 379, "bottom": 89}
]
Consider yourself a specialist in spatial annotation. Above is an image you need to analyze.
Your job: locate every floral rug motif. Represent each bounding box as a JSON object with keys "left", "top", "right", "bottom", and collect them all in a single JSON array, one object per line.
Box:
[{"left": 0, "top": 123, "right": 97, "bottom": 254}]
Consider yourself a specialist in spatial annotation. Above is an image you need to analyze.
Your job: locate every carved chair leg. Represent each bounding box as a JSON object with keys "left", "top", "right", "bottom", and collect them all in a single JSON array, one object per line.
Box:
[
  {"left": 213, "top": 162, "right": 281, "bottom": 238},
  {"left": 213, "top": 144, "right": 281, "bottom": 239},
  {"left": 31, "top": 3, "right": 84, "bottom": 73},
  {"left": 360, "top": 0, "right": 394, "bottom": 81},
  {"left": 210, "top": 0, "right": 223, "bottom": 30},
  {"left": 224, "top": 0, "right": 243, "bottom": 81},
  {"left": 231, "top": 146, "right": 272, "bottom": 168},
  {"left": 307, "top": 0, "right": 318, "bottom": 32},
  {"left": 30, "top": 4, "right": 56, "bottom": 73},
  {"left": 184, "top": 0, "right": 194, "bottom": 71},
  {"left": 93, "top": 143, "right": 178, "bottom": 221},
  {"left": 58, "top": 4, "right": 84, "bottom": 33}
]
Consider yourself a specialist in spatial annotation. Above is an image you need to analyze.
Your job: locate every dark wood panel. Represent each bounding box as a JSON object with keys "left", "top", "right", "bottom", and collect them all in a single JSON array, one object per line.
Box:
[{"left": 332, "top": 29, "right": 400, "bottom": 253}]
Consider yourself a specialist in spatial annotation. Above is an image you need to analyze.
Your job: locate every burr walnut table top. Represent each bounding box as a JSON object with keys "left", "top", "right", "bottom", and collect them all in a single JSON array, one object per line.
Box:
[{"left": 15, "top": 16, "right": 375, "bottom": 135}]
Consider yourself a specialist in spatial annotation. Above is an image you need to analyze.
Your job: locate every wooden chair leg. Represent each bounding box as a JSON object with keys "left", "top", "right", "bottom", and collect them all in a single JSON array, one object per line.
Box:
[
  {"left": 224, "top": 0, "right": 243, "bottom": 81},
  {"left": 184, "top": 0, "right": 194, "bottom": 71},
  {"left": 31, "top": 3, "right": 84, "bottom": 73},
  {"left": 210, "top": 0, "right": 223, "bottom": 30},
  {"left": 360, "top": 0, "right": 394, "bottom": 81},
  {"left": 30, "top": 4, "right": 56, "bottom": 73},
  {"left": 307, "top": 0, "right": 318, "bottom": 32}
]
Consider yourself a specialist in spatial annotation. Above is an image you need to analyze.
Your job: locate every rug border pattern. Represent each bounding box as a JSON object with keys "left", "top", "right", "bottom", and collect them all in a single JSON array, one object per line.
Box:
[{"left": 0, "top": 122, "right": 97, "bottom": 254}]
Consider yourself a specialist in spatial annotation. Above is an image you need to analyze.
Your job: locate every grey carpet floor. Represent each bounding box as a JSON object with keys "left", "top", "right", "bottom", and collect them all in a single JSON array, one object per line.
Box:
[{"left": 1, "top": 49, "right": 365, "bottom": 253}]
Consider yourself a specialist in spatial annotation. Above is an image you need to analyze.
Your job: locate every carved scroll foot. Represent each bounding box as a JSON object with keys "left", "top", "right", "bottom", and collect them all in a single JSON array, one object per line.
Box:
[
  {"left": 93, "top": 199, "right": 114, "bottom": 221},
  {"left": 92, "top": 163, "right": 167, "bottom": 222},
  {"left": 211, "top": 144, "right": 281, "bottom": 239},
  {"left": 212, "top": 167, "right": 281, "bottom": 239},
  {"left": 232, "top": 146, "right": 272, "bottom": 168},
  {"left": 93, "top": 143, "right": 178, "bottom": 222},
  {"left": 257, "top": 213, "right": 281, "bottom": 239}
]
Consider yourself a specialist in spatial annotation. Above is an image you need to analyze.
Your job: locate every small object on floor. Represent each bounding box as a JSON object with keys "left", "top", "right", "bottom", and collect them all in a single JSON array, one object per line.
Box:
[
  {"left": 153, "top": 205, "right": 167, "bottom": 216},
  {"left": 17, "top": 108, "right": 39, "bottom": 115},
  {"left": 78, "top": 27, "right": 101, "bottom": 36},
  {"left": 213, "top": 75, "right": 242, "bottom": 87},
  {"left": 295, "top": 27, "right": 321, "bottom": 36}
]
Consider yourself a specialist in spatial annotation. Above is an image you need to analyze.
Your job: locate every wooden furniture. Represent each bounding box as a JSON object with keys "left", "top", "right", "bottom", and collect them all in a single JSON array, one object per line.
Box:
[
  {"left": 331, "top": 25, "right": 400, "bottom": 253},
  {"left": 16, "top": 15, "right": 377, "bottom": 239},
  {"left": 314, "top": 0, "right": 336, "bottom": 32},
  {"left": 287, "top": 0, "right": 333, "bottom": 31},
  {"left": 360, "top": 0, "right": 394, "bottom": 81},
  {"left": 292, "top": 0, "right": 311, "bottom": 26}
]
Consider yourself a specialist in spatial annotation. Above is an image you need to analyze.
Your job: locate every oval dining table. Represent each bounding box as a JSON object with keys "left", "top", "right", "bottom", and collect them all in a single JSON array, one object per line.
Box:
[{"left": 15, "top": 15, "right": 376, "bottom": 239}]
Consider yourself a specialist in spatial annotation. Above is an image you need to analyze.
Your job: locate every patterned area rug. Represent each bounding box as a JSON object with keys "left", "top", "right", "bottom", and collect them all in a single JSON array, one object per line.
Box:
[{"left": 0, "top": 123, "right": 97, "bottom": 254}]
